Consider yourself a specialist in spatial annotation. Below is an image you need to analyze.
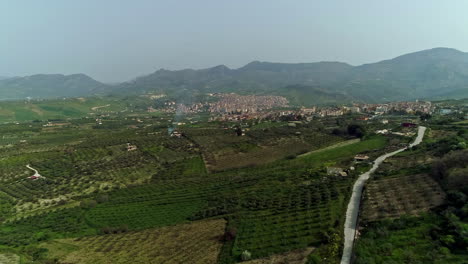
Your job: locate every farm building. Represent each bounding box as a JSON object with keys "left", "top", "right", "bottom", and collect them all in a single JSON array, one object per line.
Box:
[
  {"left": 375, "top": 129, "right": 389, "bottom": 134},
  {"left": 356, "top": 116, "right": 370, "bottom": 121},
  {"left": 354, "top": 155, "right": 370, "bottom": 162},
  {"left": 126, "top": 143, "right": 138, "bottom": 151},
  {"left": 172, "top": 131, "right": 182, "bottom": 138}
]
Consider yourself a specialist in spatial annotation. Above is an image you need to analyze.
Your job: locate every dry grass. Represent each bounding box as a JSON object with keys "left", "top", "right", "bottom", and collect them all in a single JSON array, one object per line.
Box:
[
  {"left": 0, "top": 253, "right": 20, "bottom": 264},
  {"left": 243, "top": 247, "right": 315, "bottom": 264},
  {"left": 362, "top": 174, "right": 445, "bottom": 221},
  {"left": 378, "top": 154, "right": 434, "bottom": 171},
  {"left": 50, "top": 219, "right": 226, "bottom": 264},
  {"left": 428, "top": 129, "right": 457, "bottom": 140},
  {"left": 211, "top": 138, "right": 310, "bottom": 171}
]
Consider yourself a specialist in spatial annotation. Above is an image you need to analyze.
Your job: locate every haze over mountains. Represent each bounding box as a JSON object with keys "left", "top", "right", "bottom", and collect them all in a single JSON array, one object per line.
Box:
[
  {"left": 0, "top": 74, "right": 108, "bottom": 101},
  {"left": 2, "top": 48, "right": 468, "bottom": 104}
]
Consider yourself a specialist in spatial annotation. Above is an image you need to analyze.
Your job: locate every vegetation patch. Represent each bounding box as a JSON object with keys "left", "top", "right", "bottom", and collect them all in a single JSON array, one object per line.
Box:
[
  {"left": 50, "top": 219, "right": 226, "bottom": 264},
  {"left": 243, "top": 246, "right": 314, "bottom": 264},
  {"left": 362, "top": 174, "right": 446, "bottom": 221}
]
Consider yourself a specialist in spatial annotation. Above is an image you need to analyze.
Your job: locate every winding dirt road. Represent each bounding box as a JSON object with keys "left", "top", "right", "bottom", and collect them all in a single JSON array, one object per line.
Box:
[
  {"left": 340, "top": 126, "right": 426, "bottom": 264},
  {"left": 26, "top": 164, "right": 41, "bottom": 177}
]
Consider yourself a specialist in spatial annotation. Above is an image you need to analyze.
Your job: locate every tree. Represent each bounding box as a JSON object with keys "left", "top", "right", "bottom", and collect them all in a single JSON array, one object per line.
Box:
[
  {"left": 220, "top": 228, "right": 237, "bottom": 242},
  {"left": 307, "top": 255, "right": 321, "bottom": 264},
  {"left": 419, "top": 113, "right": 432, "bottom": 121},
  {"left": 347, "top": 124, "right": 366, "bottom": 138}
]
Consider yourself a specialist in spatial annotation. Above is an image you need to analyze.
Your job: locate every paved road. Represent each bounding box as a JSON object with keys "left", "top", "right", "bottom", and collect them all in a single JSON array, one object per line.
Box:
[{"left": 340, "top": 126, "right": 426, "bottom": 264}]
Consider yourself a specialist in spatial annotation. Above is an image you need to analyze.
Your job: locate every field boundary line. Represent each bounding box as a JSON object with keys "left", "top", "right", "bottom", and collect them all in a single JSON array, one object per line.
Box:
[{"left": 298, "top": 138, "right": 360, "bottom": 157}]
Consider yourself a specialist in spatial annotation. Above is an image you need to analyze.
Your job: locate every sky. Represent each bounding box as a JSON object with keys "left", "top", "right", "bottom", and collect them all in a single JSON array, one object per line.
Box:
[{"left": 1, "top": 0, "right": 468, "bottom": 82}]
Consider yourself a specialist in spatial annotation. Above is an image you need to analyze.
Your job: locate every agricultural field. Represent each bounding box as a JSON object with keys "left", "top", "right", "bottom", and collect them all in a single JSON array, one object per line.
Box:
[
  {"left": 0, "top": 253, "right": 20, "bottom": 264},
  {"left": 355, "top": 214, "right": 468, "bottom": 264},
  {"left": 0, "top": 97, "right": 130, "bottom": 123},
  {"left": 361, "top": 174, "right": 445, "bottom": 221},
  {"left": 0, "top": 106, "right": 420, "bottom": 264},
  {"left": 243, "top": 247, "right": 314, "bottom": 264},
  {"left": 184, "top": 125, "right": 344, "bottom": 171},
  {"left": 355, "top": 124, "right": 468, "bottom": 264},
  {"left": 42, "top": 219, "right": 226, "bottom": 264}
]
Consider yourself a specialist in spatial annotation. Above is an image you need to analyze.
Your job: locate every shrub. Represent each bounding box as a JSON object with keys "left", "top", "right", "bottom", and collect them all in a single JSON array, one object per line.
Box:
[
  {"left": 307, "top": 254, "right": 321, "bottom": 264},
  {"left": 241, "top": 250, "right": 251, "bottom": 261},
  {"left": 80, "top": 200, "right": 97, "bottom": 209},
  {"left": 220, "top": 228, "right": 237, "bottom": 242},
  {"left": 97, "top": 194, "right": 109, "bottom": 203}
]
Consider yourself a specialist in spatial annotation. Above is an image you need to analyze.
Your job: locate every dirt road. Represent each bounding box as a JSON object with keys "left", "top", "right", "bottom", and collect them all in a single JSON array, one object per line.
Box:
[{"left": 340, "top": 126, "right": 426, "bottom": 264}]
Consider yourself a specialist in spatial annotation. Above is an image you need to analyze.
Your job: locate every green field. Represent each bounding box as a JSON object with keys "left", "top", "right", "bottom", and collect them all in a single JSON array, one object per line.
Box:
[
  {"left": 355, "top": 214, "right": 468, "bottom": 264},
  {"left": 0, "top": 97, "right": 130, "bottom": 123}
]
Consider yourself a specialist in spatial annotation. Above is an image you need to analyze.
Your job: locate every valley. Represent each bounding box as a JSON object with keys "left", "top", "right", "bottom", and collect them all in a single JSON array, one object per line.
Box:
[
  {"left": 0, "top": 96, "right": 465, "bottom": 263},
  {"left": 3, "top": 2, "right": 468, "bottom": 263}
]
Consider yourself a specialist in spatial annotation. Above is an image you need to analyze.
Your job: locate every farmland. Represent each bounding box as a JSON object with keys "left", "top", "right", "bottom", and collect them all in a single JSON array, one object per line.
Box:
[
  {"left": 0, "top": 108, "right": 395, "bottom": 263},
  {"left": 0, "top": 253, "right": 20, "bottom": 264},
  {"left": 361, "top": 174, "right": 445, "bottom": 221},
  {"left": 184, "top": 125, "right": 344, "bottom": 171},
  {"left": 0, "top": 97, "right": 129, "bottom": 123},
  {"left": 1, "top": 99, "right": 466, "bottom": 264},
  {"left": 243, "top": 247, "right": 314, "bottom": 264},
  {"left": 355, "top": 123, "right": 468, "bottom": 263},
  {"left": 44, "top": 219, "right": 226, "bottom": 264}
]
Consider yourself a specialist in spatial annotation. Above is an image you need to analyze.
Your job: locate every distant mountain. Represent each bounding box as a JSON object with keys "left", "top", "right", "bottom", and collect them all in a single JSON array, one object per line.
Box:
[
  {"left": 3, "top": 48, "right": 468, "bottom": 104},
  {"left": 345, "top": 48, "right": 468, "bottom": 101},
  {"left": 0, "top": 74, "right": 108, "bottom": 100},
  {"left": 113, "top": 61, "right": 354, "bottom": 105},
  {"left": 114, "top": 47, "right": 468, "bottom": 105},
  {"left": 0, "top": 76, "right": 9, "bottom": 80}
]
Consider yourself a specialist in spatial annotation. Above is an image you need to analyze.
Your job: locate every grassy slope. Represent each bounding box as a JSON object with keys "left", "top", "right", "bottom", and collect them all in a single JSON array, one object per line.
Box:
[
  {"left": 0, "top": 97, "right": 128, "bottom": 123},
  {"left": 296, "top": 136, "right": 386, "bottom": 165}
]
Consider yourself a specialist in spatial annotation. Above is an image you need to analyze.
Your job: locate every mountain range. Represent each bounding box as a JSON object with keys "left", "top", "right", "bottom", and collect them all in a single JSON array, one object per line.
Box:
[
  {"left": 2, "top": 48, "right": 468, "bottom": 105},
  {"left": 0, "top": 74, "right": 108, "bottom": 101}
]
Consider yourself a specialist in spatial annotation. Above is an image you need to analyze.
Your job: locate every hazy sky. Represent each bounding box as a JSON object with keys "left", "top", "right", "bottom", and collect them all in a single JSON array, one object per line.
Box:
[{"left": 1, "top": 0, "right": 468, "bottom": 82}]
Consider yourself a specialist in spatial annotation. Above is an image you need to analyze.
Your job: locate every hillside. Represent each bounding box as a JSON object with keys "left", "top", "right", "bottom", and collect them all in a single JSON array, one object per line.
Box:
[
  {"left": 272, "top": 84, "right": 357, "bottom": 106},
  {"left": 113, "top": 61, "right": 354, "bottom": 104},
  {"left": 346, "top": 48, "right": 468, "bottom": 101},
  {"left": 114, "top": 48, "right": 468, "bottom": 104},
  {"left": 0, "top": 74, "right": 109, "bottom": 100}
]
